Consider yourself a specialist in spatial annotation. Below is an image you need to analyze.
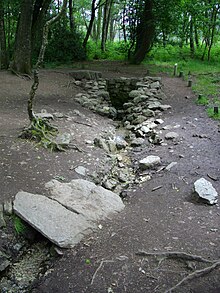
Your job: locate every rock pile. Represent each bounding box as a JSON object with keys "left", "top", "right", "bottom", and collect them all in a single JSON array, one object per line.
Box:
[{"left": 73, "top": 75, "right": 171, "bottom": 122}]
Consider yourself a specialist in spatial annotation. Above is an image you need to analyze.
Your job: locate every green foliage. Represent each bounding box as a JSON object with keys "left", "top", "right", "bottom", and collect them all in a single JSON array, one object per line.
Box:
[
  {"left": 196, "top": 96, "right": 209, "bottom": 106},
  {"left": 44, "top": 24, "right": 86, "bottom": 63},
  {"left": 13, "top": 215, "right": 28, "bottom": 235},
  {"left": 86, "top": 41, "right": 129, "bottom": 61}
]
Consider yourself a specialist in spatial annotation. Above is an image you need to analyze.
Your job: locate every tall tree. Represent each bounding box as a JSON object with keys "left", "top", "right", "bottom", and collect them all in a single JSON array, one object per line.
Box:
[
  {"left": 0, "top": 0, "right": 8, "bottom": 69},
  {"left": 130, "top": 0, "right": 155, "bottom": 64},
  {"left": 10, "top": 0, "right": 34, "bottom": 75}
]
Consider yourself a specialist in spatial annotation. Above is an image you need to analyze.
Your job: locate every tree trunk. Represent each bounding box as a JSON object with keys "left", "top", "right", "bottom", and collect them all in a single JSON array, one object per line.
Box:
[
  {"left": 130, "top": 0, "right": 155, "bottom": 64},
  {"left": 10, "top": 0, "right": 34, "bottom": 75},
  {"left": 83, "top": 0, "right": 96, "bottom": 49},
  {"left": 189, "top": 15, "right": 195, "bottom": 57},
  {"left": 69, "top": 0, "right": 74, "bottom": 30},
  {"left": 0, "top": 0, "right": 8, "bottom": 69},
  {"left": 96, "top": 4, "right": 102, "bottom": 43},
  {"left": 207, "top": 5, "right": 218, "bottom": 61},
  {"left": 101, "top": 0, "right": 113, "bottom": 52}
]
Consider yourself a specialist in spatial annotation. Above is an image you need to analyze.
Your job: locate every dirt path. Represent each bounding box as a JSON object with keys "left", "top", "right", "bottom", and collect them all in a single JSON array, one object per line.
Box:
[{"left": 0, "top": 63, "right": 220, "bottom": 292}]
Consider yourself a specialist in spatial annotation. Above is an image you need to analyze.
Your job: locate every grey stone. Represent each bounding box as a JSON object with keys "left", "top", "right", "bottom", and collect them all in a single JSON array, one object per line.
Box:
[
  {"left": 165, "top": 162, "right": 177, "bottom": 171},
  {"left": 129, "top": 90, "right": 142, "bottom": 98},
  {"left": 45, "top": 179, "right": 124, "bottom": 221},
  {"left": 148, "top": 102, "right": 162, "bottom": 110},
  {"left": 0, "top": 251, "right": 10, "bottom": 272},
  {"left": 165, "top": 132, "right": 179, "bottom": 140},
  {"left": 14, "top": 191, "right": 95, "bottom": 248},
  {"left": 69, "top": 70, "right": 102, "bottom": 80},
  {"left": 0, "top": 204, "right": 6, "bottom": 228},
  {"left": 133, "top": 115, "right": 147, "bottom": 125},
  {"left": 159, "top": 104, "right": 172, "bottom": 111},
  {"left": 139, "top": 156, "right": 161, "bottom": 169},
  {"left": 75, "top": 166, "right": 87, "bottom": 176},
  {"left": 103, "top": 179, "right": 118, "bottom": 190},
  {"left": 108, "top": 140, "right": 117, "bottom": 153},
  {"left": 55, "top": 132, "right": 71, "bottom": 146},
  {"left": 35, "top": 110, "right": 54, "bottom": 120},
  {"left": 194, "top": 178, "right": 218, "bottom": 205},
  {"left": 94, "top": 138, "right": 110, "bottom": 152},
  {"left": 142, "top": 109, "right": 155, "bottom": 117},
  {"left": 3, "top": 200, "right": 13, "bottom": 215},
  {"left": 131, "top": 138, "right": 145, "bottom": 147},
  {"left": 114, "top": 136, "right": 128, "bottom": 149}
]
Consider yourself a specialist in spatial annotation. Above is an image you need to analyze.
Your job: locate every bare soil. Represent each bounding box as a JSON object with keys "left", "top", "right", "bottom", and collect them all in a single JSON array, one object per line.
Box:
[{"left": 0, "top": 61, "right": 220, "bottom": 293}]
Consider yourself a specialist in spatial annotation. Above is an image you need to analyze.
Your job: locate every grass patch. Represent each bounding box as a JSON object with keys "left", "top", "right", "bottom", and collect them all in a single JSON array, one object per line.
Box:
[
  {"left": 195, "top": 95, "right": 209, "bottom": 105},
  {"left": 13, "top": 215, "right": 28, "bottom": 235},
  {"left": 207, "top": 107, "right": 220, "bottom": 120}
]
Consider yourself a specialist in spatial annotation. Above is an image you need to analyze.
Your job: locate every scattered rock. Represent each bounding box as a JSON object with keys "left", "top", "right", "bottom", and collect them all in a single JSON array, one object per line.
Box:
[
  {"left": 165, "top": 132, "right": 179, "bottom": 140},
  {"left": 0, "top": 251, "right": 10, "bottom": 272},
  {"left": 35, "top": 109, "right": 54, "bottom": 120},
  {"left": 131, "top": 138, "right": 145, "bottom": 147},
  {"left": 0, "top": 204, "right": 6, "bottom": 228},
  {"left": 75, "top": 166, "right": 87, "bottom": 176},
  {"left": 139, "top": 156, "right": 161, "bottom": 170},
  {"left": 194, "top": 178, "right": 218, "bottom": 205},
  {"left": 165, "top": 162, "right": 177, "bottom": 171},
  {"left": 55, "top": 132, "right": 71, "bottom": 147},
  {"left": 3, "top": 200, "right": 13, "bottom": 215}
]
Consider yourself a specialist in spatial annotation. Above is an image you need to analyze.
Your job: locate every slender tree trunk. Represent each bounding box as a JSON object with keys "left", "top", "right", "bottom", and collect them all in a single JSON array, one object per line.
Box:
[
  {"left": 207, "top": 5, "right": 218, "bottom": 61},
  {"left": 101, "top": 0, "right": 113, "bottom": 52},
  {"left": 83, "top": 0, "right": 96, "bottom": 49},
  {"left": 69, "top": 0, "right": 74, "bottom": 30},
  {"left": 96, "top": 4, "right": 102, "bottom": 43},
  {"left": 10, "top": 0, "right": 34, "bottom": 75},
  {"left": 130, "top": 0, "right": 155, "bottom": 64},
  {"left": 0, "top": 0, "right": 8, "bottom": 68},
  {"left": 122, "top": 5, "right": 127, "bottom": 43},
  {"left": 189, "top": 15, "right": 195, "bottom": 57}
]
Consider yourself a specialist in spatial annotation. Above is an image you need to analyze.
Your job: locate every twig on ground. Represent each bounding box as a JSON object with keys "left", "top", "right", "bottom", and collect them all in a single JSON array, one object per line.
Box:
[
  {"left": 91, "top": 260, "right": 114, "bottom": 285},
  {"left": 72, "top": 120, "right": 92, "bottom": 127},
  {"left": 164, "top": 260, "right": 220, "bottom": 293}
]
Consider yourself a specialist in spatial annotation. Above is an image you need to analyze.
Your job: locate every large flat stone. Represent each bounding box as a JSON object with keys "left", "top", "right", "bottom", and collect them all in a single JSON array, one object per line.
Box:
[
  {"left": 45, "top": 179, "right": 125, "bottom": 222},
  {"left": 13, "top": 192, "right": 95, "bottom": 248}
]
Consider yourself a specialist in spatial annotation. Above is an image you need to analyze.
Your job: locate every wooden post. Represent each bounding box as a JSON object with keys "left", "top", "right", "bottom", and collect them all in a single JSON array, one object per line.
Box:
[
  {"left": 179, "top": 71, "right": 183, "bottom": 78},
  {"left": 188, "top": 80, "right": 192, "bottom": 87},
  {"left": 173, "top": 63, "right": 178, "bottom": 76},
  {"left": 214, "top": 106, "right": 219, "bottom": 114}
]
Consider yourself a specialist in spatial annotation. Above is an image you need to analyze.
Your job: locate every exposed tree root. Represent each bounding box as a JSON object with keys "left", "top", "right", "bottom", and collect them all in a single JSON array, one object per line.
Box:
[
  {"left": 164, "top": 261, "right": 220, "bottom": 293},
  {"left": 136, "top": 251, "right": 217, "bottom": 263},
  {"left": 136, "top": 251, "right": 220, "bottom": 292},
  {"left": 19, "top": 118, "right": 65, "bottom": 152}
]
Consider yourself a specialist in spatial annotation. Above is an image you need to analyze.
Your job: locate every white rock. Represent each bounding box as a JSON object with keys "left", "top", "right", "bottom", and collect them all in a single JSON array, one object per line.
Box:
[
  {"left": 75, "top": 166, "right": 87, "bottom": 176},
  {"left": 165, "top": 132, "right": 179, "bottom": 139},
  {"left": 139, "top": 156, "right": 161, "bottom": 169},
  {"left": 165, "top": 162, "right": 177, "bottom": 171},
  {"left": 194, "top": 178, "right": 218, "bottom": 205}
]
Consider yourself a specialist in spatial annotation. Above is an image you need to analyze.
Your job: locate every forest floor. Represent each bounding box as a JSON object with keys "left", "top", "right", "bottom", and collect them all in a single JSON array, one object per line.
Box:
[{"left": 0, "top": 61, "right": 220, "bottom": 293}]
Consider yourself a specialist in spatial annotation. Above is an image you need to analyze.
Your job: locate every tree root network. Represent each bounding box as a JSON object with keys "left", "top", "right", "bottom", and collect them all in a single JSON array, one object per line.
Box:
[{"left": 136, "top": 250, "right": 220, "bottom": 293}]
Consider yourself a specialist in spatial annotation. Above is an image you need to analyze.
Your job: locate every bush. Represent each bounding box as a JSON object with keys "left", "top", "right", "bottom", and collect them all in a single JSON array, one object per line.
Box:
[{"left": 44, "top": 24, "right": 86, "bottom": 63}]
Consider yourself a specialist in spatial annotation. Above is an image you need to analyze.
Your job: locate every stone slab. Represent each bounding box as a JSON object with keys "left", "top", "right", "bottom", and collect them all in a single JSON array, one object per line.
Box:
[
  {"left": 45, "top": 179, "right": 125, "bottom": 222},
  {"left": 13, "top": 191, "right": 95, "bottom": 248}
]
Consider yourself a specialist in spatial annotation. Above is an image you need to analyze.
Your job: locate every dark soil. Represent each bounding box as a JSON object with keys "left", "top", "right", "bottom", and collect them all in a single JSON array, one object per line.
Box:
[{"left": 0, "top": 61, "right": 220, "bottom": 293}]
